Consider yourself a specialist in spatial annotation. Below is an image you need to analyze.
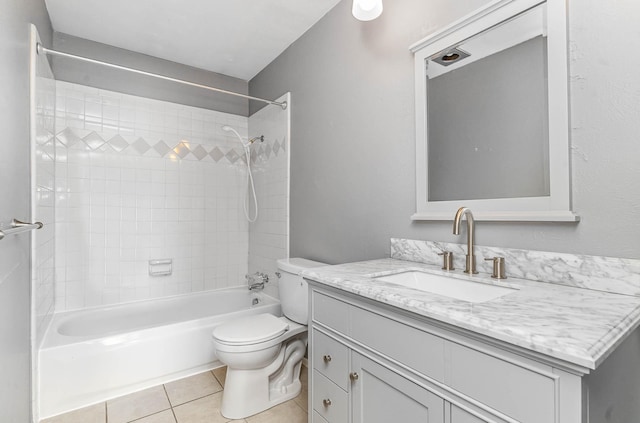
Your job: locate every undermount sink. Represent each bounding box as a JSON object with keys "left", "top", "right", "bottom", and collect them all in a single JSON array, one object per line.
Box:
[{"left": 374, "top": 270, "right": 517, "bottom": 303}]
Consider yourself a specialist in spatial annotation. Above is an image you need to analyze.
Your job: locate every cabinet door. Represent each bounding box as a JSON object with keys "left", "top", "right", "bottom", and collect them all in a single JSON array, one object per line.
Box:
[
  {"left": 351, "top": 352, "right": 445, "bottom": 423},
  {"left": 450, "top": 404, "right": 491, "bottom": 423}
]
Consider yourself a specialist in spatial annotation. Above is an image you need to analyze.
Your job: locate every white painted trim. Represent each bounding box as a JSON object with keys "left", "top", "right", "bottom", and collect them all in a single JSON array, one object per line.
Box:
[
  {"left": 411, "top": 0, "right": 577, "bottom": 222},
  {"left": 411, "top": 210, "right": 580, "bottom": 222},
  {"left": 29, "top": 25, "right": 40, "bottom": 423}
]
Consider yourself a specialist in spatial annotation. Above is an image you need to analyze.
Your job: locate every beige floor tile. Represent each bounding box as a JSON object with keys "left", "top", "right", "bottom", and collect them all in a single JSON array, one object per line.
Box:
[
  {"left": 293, "top": 364, "right": 309, "bottom": 412},
  {"left": 293, "top": 382, "right": 308, "bottom": 412},
  {"left": 245, "top": 400, "right": 307, "bottom": 423},
  {"left": 212, "top": 366, "right": 227, "bottom": 387},
  {"left": 165, "top": 371, "right": 223, "bottom": 406},
  {"left": 173, "top": 392, "right": 231, "bottom": 423},
  {"left": 132, "top": 409, "right": 176, "bottom": 423},
  {"left": 107, "top": 385, "right": 171, "bottom": 423},
  {"left": 40, "top": 402, "right": 106, "bottom": 423}
]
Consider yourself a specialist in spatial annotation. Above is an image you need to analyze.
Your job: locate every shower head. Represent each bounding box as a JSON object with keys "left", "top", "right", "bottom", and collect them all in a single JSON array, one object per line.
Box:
[
  {"left": 222, "top": 124, "right": 259, "bottom": 222},
  {"left": 222, "top": 125, "right": 264, "bottom": 147},
  {"left": 222, "top": 125, "right": 250, "bottom": 148}
]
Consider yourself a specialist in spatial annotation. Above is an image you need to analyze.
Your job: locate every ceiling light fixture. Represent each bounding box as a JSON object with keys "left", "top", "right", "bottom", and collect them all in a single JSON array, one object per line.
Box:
[{"left": 352, "top": 0, "right": 383, "bottom": 21}]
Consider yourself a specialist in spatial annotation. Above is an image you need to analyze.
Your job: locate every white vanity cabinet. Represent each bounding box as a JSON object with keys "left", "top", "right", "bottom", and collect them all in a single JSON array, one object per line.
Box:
[{"left": 308, "top": 284, "right": 587, "bottom": 423}]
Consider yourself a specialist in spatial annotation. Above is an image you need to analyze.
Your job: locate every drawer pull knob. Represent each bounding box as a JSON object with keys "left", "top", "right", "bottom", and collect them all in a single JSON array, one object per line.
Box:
[
  {"left": 323, "top": 354, "right": 332, "bottom": 363},
  {"left": 350, "top": 372, "right": 359, "bottom": 381},
  {"left": 323, "top": 398, "right": 332, "bottom": 407}
]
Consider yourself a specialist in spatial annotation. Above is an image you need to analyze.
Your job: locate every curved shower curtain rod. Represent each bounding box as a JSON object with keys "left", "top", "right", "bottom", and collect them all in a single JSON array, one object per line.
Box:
[{"left": 36, "top": 43, "right": 287, "bottom": 110}]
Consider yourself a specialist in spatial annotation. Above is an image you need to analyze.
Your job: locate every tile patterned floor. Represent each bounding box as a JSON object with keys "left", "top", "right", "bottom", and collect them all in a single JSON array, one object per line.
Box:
[{"left": 41, "top": 365, "right": 308, "bottom": 423}]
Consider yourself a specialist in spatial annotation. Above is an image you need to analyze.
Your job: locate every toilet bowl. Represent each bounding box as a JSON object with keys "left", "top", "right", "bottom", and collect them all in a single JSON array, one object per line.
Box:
[{"left": 212, "top": 258, "right": 327, "bottom": 419}]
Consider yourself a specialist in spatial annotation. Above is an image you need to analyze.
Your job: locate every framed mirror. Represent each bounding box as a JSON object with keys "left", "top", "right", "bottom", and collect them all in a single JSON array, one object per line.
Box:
[{"left": 410, "top": 0, "right": 579, "bottom": 221}]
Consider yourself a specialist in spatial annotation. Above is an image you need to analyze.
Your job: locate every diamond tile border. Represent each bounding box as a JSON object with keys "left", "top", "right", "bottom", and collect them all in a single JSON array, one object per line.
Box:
[{"left": 56, "top": 127, "right": 286, "bottom": 165}]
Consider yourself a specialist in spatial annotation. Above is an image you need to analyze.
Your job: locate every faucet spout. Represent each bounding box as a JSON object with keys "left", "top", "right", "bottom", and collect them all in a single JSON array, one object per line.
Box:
[{"left": 453, "top": 207, "right": 478, "bottom": 274}]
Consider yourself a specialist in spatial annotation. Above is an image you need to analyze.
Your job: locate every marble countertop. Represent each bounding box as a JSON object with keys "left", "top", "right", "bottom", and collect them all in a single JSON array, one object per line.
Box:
[{"left": 301, "top": 258, "right": 640, "bottom": 370}]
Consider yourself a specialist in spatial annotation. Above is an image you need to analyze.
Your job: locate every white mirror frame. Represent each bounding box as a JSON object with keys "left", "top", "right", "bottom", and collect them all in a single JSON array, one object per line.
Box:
[{"left": 410, "top": 0, "right": 579, "bottom": 222}]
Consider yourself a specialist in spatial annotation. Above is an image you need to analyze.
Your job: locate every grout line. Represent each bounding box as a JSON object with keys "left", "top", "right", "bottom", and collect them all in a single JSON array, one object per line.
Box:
[
  {"left": 170, "top": 392, "right": 217, "bottom": 409},
  {"left": 211, "top": 366, "right": 226, "bottom": 387},
  {"left": 291, "top": 396, "right": 307, "bottom": 414},
  {"left": 173, "top": 391, "right": 220, "bottom": 409},
  {"left": 127, "top": 408, "right": 173, "bottom": 423},
  {"left": 161, "top": 384, "right": 179, "bottom": 423}
]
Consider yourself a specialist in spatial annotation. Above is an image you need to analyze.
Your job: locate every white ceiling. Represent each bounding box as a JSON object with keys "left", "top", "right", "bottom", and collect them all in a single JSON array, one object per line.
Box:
[{"left": 44, "top": 0, "right": 342, "bottom": 80}]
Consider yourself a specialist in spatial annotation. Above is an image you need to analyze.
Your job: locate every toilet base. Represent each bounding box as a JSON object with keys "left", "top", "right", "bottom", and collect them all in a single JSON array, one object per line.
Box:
[{"left": 220, "top": 334, "right": 307, "bottom": 419}]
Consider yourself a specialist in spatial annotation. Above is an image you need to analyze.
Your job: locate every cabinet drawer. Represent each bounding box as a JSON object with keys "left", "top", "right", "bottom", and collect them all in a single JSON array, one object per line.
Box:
[
  {"left": 313, "top": 329, "right": 350, "bottom": 391},
  {"left": 313, "top": 370, "right": 348, "bottom": 423},
  {"left": 350, "top": 305, "right": 445, "bottom": 381},
  {"left": 449, "top": 343, "right": 555, "bottom": 422},
  {"left": 312, "top": 291, "right": 350, "bottom": 335}
]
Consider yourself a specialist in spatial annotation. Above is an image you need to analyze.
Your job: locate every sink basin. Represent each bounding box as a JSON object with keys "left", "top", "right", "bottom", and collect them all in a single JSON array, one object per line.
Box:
[{"left": 374, "top": 271, "right": 517, "bottom": 303}]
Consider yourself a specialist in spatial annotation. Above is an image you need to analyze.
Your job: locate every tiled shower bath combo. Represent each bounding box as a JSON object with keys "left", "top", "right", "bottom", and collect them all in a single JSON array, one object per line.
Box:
[{"left": 34, "top": 45, "right": 291, "bottom": 418}]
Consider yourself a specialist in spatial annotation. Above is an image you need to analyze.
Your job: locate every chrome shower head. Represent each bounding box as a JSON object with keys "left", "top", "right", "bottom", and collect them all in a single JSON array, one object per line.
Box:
[{"left": 222, "top": 125, "right": 250, "bottom": 148}]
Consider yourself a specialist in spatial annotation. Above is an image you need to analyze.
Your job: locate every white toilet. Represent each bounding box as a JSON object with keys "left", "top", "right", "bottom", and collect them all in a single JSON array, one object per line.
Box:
[{"left": 212, "top": 258, "right": 327, "bottom": 419}]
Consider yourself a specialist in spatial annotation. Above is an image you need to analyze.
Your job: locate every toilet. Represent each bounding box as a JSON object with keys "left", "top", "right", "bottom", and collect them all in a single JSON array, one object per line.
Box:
[{"left": 212, "top": 258, "right": 327, "bottom": 419}]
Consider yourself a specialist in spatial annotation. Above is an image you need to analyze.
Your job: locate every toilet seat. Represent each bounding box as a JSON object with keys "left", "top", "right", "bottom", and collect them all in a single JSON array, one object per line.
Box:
[{"left": 213, "top": 313, "right": 289, "bottom": 346}]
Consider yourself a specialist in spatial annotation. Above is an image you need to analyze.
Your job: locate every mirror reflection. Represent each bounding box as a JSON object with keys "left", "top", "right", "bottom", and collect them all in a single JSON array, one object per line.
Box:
[{"left": 426, "top": 5, "right": 549, "bottom": 202}]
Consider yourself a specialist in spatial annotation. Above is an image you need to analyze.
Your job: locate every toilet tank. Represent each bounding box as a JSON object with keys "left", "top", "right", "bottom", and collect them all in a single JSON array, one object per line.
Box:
[{"left": 276, "top": 258, "right": 327, "bottom": 324}]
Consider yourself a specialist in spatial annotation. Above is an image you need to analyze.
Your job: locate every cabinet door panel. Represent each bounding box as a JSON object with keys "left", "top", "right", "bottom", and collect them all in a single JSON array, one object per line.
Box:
[
  {"left": 312, "top": 410, "right": 330, "bottom": 423},
  {"left": 352, "top": 352, "right": 444, "bottom": 423},
  {"left": 450, "top": 404, "right": 490, "bottom": 423}
]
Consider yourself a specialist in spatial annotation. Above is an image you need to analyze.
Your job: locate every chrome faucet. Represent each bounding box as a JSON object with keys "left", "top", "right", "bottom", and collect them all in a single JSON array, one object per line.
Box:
[{"left": 453, "top": 207, "right": 478, "bottom": 274}]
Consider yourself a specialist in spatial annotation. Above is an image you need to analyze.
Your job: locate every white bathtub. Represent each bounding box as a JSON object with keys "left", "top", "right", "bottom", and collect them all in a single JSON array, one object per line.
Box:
[{"left": 39, "top": 287, "right": 281, "bottom": 419}]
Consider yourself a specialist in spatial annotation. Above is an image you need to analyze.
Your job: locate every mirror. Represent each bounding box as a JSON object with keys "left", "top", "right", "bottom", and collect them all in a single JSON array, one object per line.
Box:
[{"left": 410, "top": 0, "right": 578, "bottom": 222}]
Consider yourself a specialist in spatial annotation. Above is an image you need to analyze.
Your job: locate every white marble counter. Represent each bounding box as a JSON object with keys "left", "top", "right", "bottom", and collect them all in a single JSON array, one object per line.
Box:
[{"left": 302, "top": 258, "right": 640, "bottom": 370}]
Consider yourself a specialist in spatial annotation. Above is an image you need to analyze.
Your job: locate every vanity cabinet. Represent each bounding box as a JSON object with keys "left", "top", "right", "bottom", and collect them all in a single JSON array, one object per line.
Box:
[
  {"left": 308, "top": 284, "right": 587, "bottom": 423},
  {"left": 312, "top": 335, "right": 444, "bottom": 423}
]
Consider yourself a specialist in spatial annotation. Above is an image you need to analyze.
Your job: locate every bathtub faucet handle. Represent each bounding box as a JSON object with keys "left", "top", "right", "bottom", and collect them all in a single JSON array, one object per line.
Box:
[
  {"left": 247, "top": 272, "right": 269, "bottom": 291},
  {"left": 255, "top": 272, "right": 269, "bottom": 284}
]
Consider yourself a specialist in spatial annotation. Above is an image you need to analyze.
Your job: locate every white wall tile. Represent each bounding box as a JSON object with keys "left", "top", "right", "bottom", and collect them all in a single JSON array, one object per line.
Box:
[
  {"left": 247, "top": 93, "right": 290, "bottom": 300},
  {"left": 54, "top": 81, "right": 251, "bottom": 311}
]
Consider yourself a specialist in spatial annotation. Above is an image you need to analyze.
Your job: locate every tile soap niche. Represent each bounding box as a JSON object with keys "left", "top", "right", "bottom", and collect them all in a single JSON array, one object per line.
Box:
[{"left": 149, "top": 259, "right": 173, "bottom": 277}]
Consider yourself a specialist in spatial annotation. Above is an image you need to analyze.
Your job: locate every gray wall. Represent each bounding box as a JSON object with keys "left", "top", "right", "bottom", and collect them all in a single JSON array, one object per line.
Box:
[
  {"left": 53, "top": 32, "right": 250, "bottom": 116},
  {"left": 250, "top": 0, "right": 640, "bottom": 263},
  {"left": 0, "top": 0, "right": 52, "bottom": 420}
]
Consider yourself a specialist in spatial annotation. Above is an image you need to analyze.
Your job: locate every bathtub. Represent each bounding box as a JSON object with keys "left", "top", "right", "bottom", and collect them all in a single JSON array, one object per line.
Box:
[{"left": 39, "top": 287, "right": 281, "bottom": 419}]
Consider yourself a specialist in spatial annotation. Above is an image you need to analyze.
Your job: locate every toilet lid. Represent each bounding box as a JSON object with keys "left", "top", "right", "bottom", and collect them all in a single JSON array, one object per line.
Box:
[{"left": 213, "top": 314, "right": 289, "bottom": 345}]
